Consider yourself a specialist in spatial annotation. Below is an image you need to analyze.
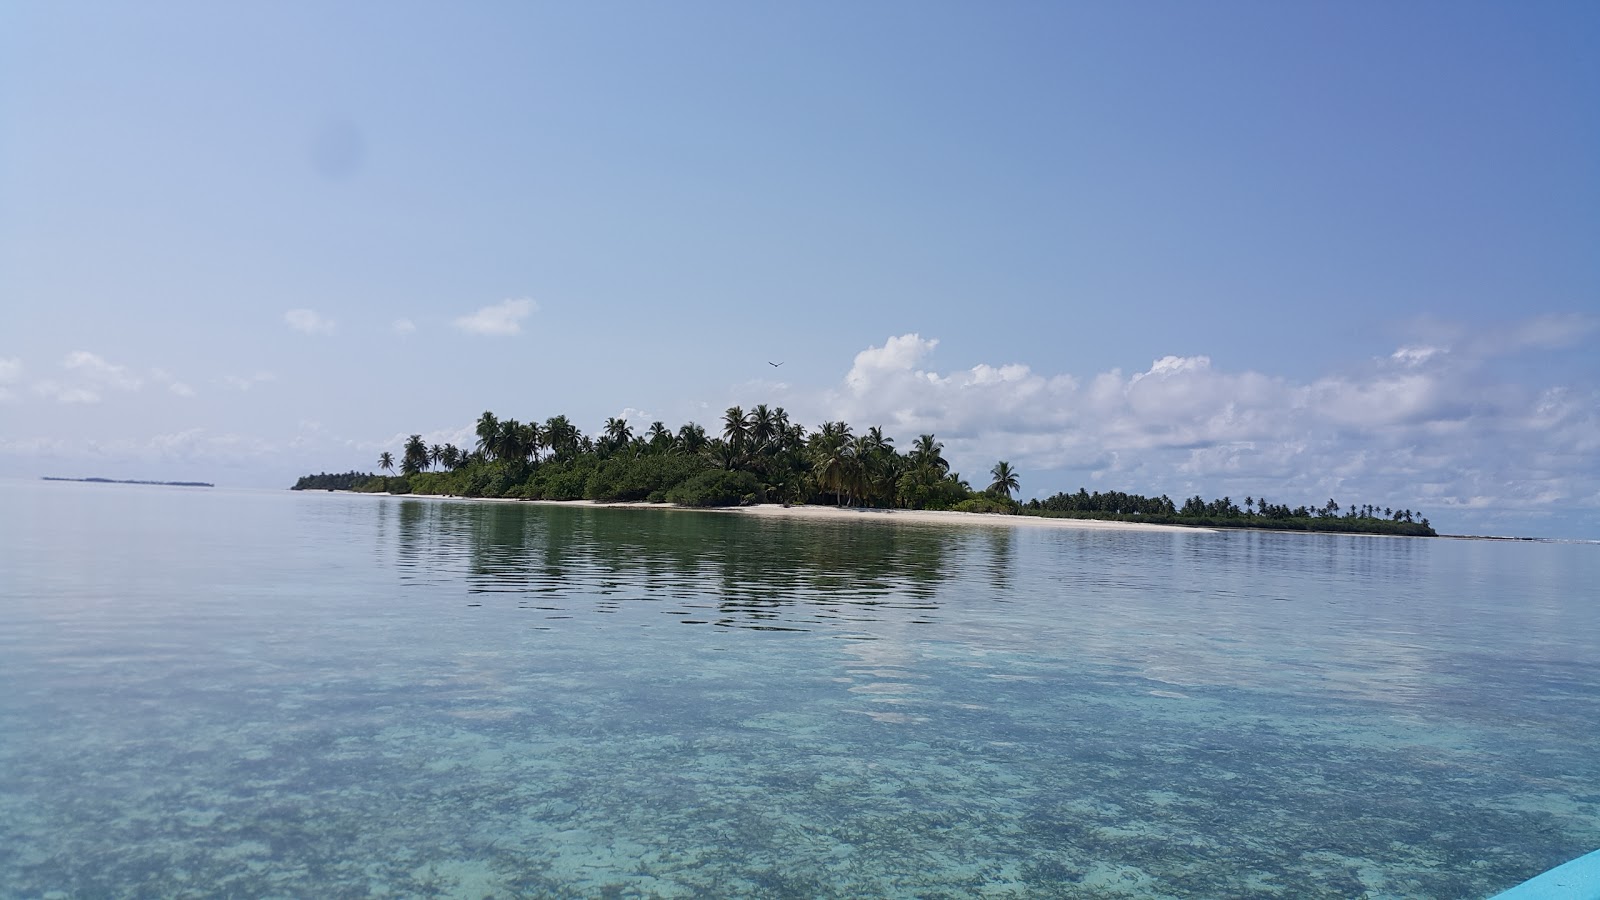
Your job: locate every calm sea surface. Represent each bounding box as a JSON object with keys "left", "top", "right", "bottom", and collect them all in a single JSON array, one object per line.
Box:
[{"left": 1, "top": 481, "right": 1597, "bottom": 898}]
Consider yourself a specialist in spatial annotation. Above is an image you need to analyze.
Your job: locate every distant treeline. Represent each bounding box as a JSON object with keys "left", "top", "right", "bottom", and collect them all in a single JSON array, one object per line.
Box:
[
  {"left": 291, "top": 471, "right": 376, "bottom": 491},
  {"left": 44, "top": 476, "right": 213, "bottom": 488},
  {"left": 1025, "top": 489, "right": 1434, "bottom": 536}
]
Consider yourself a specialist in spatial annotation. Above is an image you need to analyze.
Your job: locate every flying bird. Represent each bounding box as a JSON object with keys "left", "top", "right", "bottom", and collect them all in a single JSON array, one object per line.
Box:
[{"left": 768, "top": 361, "right": 784, "bottom": 367}]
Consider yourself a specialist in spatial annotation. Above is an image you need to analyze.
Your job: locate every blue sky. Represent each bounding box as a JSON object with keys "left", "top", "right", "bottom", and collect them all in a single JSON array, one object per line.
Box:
[{"left": 2, "top": 2, "right": 1597, "bottom": 537}]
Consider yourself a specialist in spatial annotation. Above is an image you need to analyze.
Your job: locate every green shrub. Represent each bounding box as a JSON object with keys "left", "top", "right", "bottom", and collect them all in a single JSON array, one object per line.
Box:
[
  {"left": 664, "top": 470, "right": 762, "bottom": 507},
  {"left": 951, "top": 496, "right": 1016, "bottom": 514}
]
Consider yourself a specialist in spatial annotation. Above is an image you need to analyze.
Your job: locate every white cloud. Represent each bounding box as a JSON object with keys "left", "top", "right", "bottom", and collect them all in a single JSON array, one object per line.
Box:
[
  {"left": 149, "top": 368, "right": 195, "bottom": 398},
  {"left": 845, "top": 333, "right": 938, "bottom": 393},
  {"left": 223, "top": 371, "right": 277, "bottom": 391},
  {"left": 818, "top": 323, "right": 1600, "bottom": 532},
  {"left": 33, "top": 382, "right": 102, "bottom": 404},
  {"left": 285, "top": 308, "right": 337, "bottom": 335},
  {"left": 392, "top": 318, "right": 417, "bottom": 335},
  {"left": 28, "top": 352, "right": 150, "bottom": 404},
  {"left": 0, "top": 357, "right": 20, "bottom": 402},
  {"left": 453, "top": 298, "right": 537, "bottom": 336},
  {"left": 63, "top": 351, "right": 143, "bottom": 391},
  {"left": 1391, "top": 345, "right": 1445, "bottom": 367},
  {"left": 1496, "top": 313, "right": 1596, "bottom": 352}
]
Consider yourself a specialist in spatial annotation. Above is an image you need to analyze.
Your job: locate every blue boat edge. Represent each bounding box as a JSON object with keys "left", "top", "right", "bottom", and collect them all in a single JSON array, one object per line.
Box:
[{"left": 1491, "top": 849, "right": 1600, "bottom": 899}]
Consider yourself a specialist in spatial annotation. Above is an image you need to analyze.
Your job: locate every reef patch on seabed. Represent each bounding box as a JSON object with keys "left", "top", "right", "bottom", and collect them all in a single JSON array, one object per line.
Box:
[{"left": 2, "top": 624, "right": 1590, "bottom": 899}]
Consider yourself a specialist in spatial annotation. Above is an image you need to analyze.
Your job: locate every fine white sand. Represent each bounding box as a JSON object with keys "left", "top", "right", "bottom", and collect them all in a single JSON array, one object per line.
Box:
[
  {"left": 363, "top": 493, "right": 1211, "bottom": 533},
  {"left": 721, "top": 503, "right": 1212, "bottom": 533}
]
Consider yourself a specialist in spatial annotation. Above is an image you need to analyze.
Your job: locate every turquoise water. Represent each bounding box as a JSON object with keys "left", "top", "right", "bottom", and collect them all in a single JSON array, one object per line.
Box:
[{"left": 1, "top": 481, "right": 1596, "bottom": 898}]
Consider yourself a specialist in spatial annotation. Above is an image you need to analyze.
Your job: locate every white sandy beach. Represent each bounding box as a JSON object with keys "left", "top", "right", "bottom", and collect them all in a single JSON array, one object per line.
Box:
[
  {"left": 722, "top": 503, "right": 1212, "bottom": 533},
  {"left": 361, "top": 492, "right": 1211, "bottom": 533}
]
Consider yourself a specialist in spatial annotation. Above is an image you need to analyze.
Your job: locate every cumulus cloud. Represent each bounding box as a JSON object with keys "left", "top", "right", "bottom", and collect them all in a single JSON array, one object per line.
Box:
[
  {"left": 392, "top": 318, "right": 417, "bottom": 335},
  {"left": 64, "top": 351, "right": 142, "bottom": 390},
  {"left": 818, "top": 324, "right": 1600, "bottom": 532},
  {"left": 453, "top": 298, "right": 537, "bottom": 336},
  {"left": 285, "top": 308, "right": 337, "bottom": 335},
  {"left": 149, "top": 368, "right": 195, "bottom": 398},
  {"left": 223, "top": 371, "right": 277, "bottom": 391},
  {"left": 30, "top": 352, "right": 151, "bottom": 404}
]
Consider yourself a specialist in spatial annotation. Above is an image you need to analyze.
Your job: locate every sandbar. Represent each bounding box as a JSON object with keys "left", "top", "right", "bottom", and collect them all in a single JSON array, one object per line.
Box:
[
  {"left": 351, "top": 492, "right": 1211, "bottom": 533},
  {"left": 722, "top": 503, "right": 1212, "bottom": 533}
]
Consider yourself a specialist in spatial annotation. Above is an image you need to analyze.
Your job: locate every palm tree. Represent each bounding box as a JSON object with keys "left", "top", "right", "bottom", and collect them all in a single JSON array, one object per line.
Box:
[
  {"left": 705, "top": 439, "right": 742, "bottom": 471},
  {"left": 772, "top": 407, "right": 793, "bottom": 448},
  {"left": 988, "top": 461, "right": 1019, "bottom": 499},
  {"left": 808, "top": 421, "right": 854, "bottom": 506},
  {"left": 646, "top": 421, "right": 672, "bottom": 453},
  {"left": 603, "top": 417, "right": 633, "bottom": 452},
  {"left": 378, "top": 451, "right": 395, "bottom": 474},
  {"left": 676, "top": 422, "right": 709, "bottom": 455},
  {"left": 909, "top": 434, "right": 948, "bottom": 476},
  {"left": 519, "top": 421, "right": 543, "bottom": 464},
  {"left": 749, "top": 404, "right": 776, "bottom": 452},
  {"left": 494, "top": 418, "right": 525, "bottom": 466},
  {"left": 428, "top": 443, "right": 444, "bottom": 471},
  {"left": 543, "top": 415, "right": 581, "bottom": 461},
  {"left": 858, "top": 426, "right": 898, "bottom": 506},
  {"left": 722, "top": 406, "right": 750, "bottom": 455},
  {"left": 402, "top": 434, "right": 429, "bottom": 475},
  {"left": 475, "top": 411, "right": 499, "bottom": 460}
]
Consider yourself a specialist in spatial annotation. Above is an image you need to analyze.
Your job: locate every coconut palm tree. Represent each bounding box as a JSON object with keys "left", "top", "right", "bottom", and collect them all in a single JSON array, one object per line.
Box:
[
  {"left": 543, "top": 415, "right": 581, "bottom": 461},
  {"left": 808, "top": 421, "right": 854, "bottom": 506},
  {"left": 603, "top": 417, "right": 633, "bottom": 452},
  {"left": 646, "top": 421, "right": 672, "bottom": 453},
  {"left": 494, "top": 418, "right": 525, "bottom": 467},
  {"left": 676, "top": 422, "right": 708, "bottom": 455},
  {"left": 772, "top": 407, "right": 793, "bottom": 446},
  {"left": 428, "top": 443, "right": 444, "bottom": 471},
  {"left": 722, "top": 406, "right": 750, "bottom": 455},
  {"left": 475, "top": 411, "right": 500, "bottom": 460},
  {"left": 988, "top": 461, "right": 1019, "bottom": 499},
  {"left": 909, "top": 434, "right": 948, "bottom": 476},
  {"left": 520, "top": 421, "right": 540, "bottom": 464},
  {"left": 378, "top": 451, "right": 395, "bottom": 474},
  {"left": 749, "top": 404, "right": 776, "bottom": 452},
  {"left": 402, "top": 435, "right": 429, "bottom": 475}
]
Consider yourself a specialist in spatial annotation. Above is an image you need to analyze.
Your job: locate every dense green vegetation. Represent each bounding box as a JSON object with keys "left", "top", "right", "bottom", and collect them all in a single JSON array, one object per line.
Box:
[
  {"left": 289, "top": 471, "right": 374, "bottom": 491},
  {"left": 296, "top": 405, "right": 1434, "bottom": 536},
  {"left": 1024, "top": 489, "right": 1435, "bottom": 536},
  {"left": 337, "top": 406, "right": 990, "bottom": 510}
]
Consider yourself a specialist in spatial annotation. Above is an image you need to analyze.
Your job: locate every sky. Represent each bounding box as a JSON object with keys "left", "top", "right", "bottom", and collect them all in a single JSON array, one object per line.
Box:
[{"left": 1, "top": 2, "right": 1597, "bottom": 538}]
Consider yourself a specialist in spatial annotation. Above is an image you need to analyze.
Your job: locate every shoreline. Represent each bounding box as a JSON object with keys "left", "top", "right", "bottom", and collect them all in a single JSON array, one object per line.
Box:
[{"left": 328, "top": 490, "right": 1213, "bottom": 534}]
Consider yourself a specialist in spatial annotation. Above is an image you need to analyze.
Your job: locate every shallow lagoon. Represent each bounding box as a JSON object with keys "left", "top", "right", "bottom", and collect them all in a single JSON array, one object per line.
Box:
[{"left": 1, "top": 481, "right": 1596, "bottom": 897}]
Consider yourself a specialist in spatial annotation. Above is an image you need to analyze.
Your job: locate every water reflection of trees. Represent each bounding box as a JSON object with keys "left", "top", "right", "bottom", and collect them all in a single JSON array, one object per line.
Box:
[{"left": 389, "top": 500, "right": 965, "bottom": 629}]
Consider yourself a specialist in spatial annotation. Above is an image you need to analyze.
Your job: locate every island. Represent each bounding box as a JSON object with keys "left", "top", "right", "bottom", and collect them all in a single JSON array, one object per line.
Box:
[
  {"left": 293, "top": 406, "right": 1436, "bottom": 537},
  {"left": 44, "top": 476, "right": 214, "bottom": 488}
]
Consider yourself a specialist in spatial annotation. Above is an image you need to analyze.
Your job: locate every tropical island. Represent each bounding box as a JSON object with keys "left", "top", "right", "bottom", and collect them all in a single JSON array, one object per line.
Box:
[
  {"left": 44, "top": 476, "right": 214, "bottom": 488},
  {"left": 293, "top": 407, "right": 1435, "bottom": 537}
]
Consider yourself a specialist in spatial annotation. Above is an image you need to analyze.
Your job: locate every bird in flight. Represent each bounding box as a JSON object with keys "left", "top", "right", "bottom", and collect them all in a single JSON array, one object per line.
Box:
[{"left": 768, "top": 361, "right": 784, "bottom": 367}]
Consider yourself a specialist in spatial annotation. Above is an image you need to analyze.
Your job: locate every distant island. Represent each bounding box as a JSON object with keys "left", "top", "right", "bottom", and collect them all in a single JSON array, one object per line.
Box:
[
  {"left": 293, "top": 406, "right": 1436, "bottom": 537},
  {"left": 44, "top": 476, "right": 214, "bottom": 488}
]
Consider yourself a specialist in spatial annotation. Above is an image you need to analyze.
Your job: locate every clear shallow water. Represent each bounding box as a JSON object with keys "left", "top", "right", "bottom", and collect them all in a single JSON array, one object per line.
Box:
[{"left": 1, "top": 482, "right": 1596, "bottom": 898}]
